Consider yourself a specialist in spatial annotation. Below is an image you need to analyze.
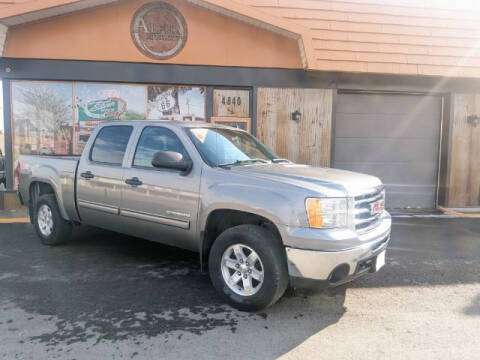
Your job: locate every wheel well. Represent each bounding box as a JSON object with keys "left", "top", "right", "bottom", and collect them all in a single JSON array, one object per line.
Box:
[
  {"left": 30, "top": 182, "right": 55, "bottom": 197},
  {"left": 29, "top": 182, "right": 55, "bottom": 221},
  {"left": 202, "top": 209, "right": 282, "bottom": 260}
]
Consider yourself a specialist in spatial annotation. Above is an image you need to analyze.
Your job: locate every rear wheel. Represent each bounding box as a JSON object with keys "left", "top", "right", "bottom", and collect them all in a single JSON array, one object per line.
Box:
[
  {"left": 209, "top": 224, "right": 288, "bottom": 312},
  {"left": 34, "top": 194, "right": 72, "bottom": 246}
]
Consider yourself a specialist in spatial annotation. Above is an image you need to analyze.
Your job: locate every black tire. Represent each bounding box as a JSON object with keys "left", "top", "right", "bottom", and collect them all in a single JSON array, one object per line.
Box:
[
  {"left": 209, "top": 224, "right": 289, "bottom": 312},
  {"left": 33, "top": 194, "right": 72, "bottom": 246}
]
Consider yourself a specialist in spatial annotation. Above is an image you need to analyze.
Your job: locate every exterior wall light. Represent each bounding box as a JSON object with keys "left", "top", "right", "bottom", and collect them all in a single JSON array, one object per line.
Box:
[
  {"left": 291, "top": 110, "right": 302, "bottom": 121},
  {"left": 467, "top": 115, "right": 480, "bottom": 127}
]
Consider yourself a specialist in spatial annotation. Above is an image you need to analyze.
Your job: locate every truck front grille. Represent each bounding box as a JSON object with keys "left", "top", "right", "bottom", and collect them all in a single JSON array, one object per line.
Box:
[{"left": 354, "top": 186, "right": 385, "bottom": 234}]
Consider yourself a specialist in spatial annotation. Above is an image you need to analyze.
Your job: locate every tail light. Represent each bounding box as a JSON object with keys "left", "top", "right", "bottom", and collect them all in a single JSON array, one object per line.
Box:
[{"left": 15, "top": 161, "right": 22, "bottom": 188}]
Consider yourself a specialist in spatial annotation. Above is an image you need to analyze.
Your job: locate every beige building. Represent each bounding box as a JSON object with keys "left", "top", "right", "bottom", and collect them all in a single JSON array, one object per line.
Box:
[{"left": 1, "top": 0, "right": 480, "bottom": 210}]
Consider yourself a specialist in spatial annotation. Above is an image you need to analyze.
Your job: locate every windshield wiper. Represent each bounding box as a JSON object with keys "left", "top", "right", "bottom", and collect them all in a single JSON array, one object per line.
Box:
[
  {"left": 218, "top": 158, "right": 270, "bottom": 167},
  {"left": 272, "top": 158, "right": 291, "bottom": 164}
]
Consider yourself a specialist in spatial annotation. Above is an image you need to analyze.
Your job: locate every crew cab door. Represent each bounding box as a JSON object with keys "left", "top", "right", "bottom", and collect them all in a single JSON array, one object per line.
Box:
[
  {"left": 120, "top": 125, "right": 201, "bottom": 251},
  {"left": 76, "top": 125, "right": 134, "bottom": 231}
]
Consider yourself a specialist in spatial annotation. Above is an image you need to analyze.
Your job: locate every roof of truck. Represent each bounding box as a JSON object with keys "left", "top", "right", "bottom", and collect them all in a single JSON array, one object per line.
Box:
[{"left": 102, "top": 120, "right": 246, "bottom": 131}]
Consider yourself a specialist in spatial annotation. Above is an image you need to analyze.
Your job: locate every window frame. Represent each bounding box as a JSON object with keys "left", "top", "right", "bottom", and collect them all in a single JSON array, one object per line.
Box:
[
  {"left": 89, "top": 125, "right": 134, "bottom": 166},
  {"left": 131, "top": 125, "right": 191, "bottom": 171}
]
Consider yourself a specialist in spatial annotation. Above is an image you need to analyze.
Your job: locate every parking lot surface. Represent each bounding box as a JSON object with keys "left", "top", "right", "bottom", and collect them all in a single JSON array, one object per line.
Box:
[{"left": 0, "top": 216, "right": 479, "bottom": 360}]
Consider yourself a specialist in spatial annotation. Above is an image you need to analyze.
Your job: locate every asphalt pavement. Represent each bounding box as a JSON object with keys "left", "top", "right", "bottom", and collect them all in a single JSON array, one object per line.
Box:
[{"left": 0, "top": 216, "right": 479, "bottom": 359}]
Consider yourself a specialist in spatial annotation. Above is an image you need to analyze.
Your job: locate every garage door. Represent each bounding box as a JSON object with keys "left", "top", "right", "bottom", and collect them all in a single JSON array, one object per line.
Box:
[{"left": 334, "top": 93, "right": 442, "bottom": 209}]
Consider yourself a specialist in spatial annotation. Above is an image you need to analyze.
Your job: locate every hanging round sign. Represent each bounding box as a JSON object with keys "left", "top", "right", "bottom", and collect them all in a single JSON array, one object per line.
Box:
[{"left": 131, "top": 2, "right": 188, "bottom": 60}]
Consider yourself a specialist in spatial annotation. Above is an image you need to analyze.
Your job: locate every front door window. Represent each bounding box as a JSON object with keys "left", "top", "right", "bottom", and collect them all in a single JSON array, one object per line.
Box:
[{"left": 133, "top": 126, "right": 188, "bottom": 168}]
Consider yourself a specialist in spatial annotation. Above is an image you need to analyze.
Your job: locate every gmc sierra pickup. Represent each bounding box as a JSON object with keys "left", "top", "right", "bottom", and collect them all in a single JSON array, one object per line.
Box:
[{"left": 18, "top": 121, "right": 391, "bottom": 311}]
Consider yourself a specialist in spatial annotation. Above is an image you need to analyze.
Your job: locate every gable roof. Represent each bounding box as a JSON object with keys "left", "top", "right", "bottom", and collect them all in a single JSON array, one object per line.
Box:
[
  {"left": 0, "top": 0, "right": 313, "bottom": 68},
  {"left": 0, "top": 0, "right": 115, "bottom": 24},
  {"left": 2, "top": 0, "right": 480, "bottom": 77}
]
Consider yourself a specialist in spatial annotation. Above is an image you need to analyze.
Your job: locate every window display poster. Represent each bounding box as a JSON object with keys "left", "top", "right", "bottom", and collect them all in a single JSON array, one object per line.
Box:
[
  {"left": 11, "top": 81, "right": 73, "bottom": 187},
  {"left": 147, "top": 86, "right": 205, "bottom": 121},
  {"left": 75, "top": 83, "right": 147, "bottom": 152}
]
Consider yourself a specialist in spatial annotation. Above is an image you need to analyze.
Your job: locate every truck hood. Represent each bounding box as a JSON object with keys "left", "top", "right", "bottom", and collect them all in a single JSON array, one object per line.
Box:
[{"left": 229, "top": 163, "right": 382, "bottom": 197}]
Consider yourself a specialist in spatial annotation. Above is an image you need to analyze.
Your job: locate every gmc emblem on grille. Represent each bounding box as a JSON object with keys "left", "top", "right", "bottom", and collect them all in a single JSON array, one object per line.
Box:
[{"left": 371, "top": 200, "right": 385, "bottom": 215}]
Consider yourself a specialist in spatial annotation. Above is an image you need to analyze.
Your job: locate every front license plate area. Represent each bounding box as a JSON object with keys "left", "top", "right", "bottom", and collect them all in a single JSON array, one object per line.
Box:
[{"left": 375, "top": 250, "right": 386, "bottom": 271}]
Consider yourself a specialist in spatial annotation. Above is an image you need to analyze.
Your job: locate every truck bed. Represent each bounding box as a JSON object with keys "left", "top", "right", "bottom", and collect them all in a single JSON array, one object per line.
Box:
[
  {"left": 22, "top": 154, "right": 81, "bottom": 161},
  {"left": 17, "top": 154, "right": 81, "bottom": 222},
  {"left": 19, "top": 155, "right": 80, "bottom": 172}
]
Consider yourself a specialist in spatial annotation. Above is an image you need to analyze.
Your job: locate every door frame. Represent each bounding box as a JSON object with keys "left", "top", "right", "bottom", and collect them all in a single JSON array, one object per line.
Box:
[{"left": 120, "top": 122, "right": 203, "bottom": 251}]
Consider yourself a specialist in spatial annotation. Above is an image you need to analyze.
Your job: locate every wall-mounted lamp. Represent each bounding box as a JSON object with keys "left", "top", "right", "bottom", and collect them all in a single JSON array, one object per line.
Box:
[
  {"left": 467, "top": 115, "right": 480, "bottom": 127},
  {"left": 291, "top": 110, "right": 302, "bottom": 122}
]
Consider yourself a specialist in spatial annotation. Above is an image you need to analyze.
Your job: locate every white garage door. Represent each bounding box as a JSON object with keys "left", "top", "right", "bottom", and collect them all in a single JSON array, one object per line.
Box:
[{"left": 334, "top": 93, "right": 442, "bottom": 209}]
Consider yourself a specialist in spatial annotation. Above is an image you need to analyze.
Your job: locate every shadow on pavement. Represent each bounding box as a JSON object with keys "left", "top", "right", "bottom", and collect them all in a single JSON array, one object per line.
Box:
[{"left": 0, "top": 224, "right": 346, "bottom": 358}]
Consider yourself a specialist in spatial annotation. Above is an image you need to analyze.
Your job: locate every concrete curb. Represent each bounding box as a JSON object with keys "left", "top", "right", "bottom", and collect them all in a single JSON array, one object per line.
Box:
[
  {"left": 0, "top": 206, "right": 30, "bottom": 223},
  {"left": 437, "top": 206, "right": 480, "bottom": 218},
  {"left": 0, "top": 217, "right": 30, "bottom": 223}
]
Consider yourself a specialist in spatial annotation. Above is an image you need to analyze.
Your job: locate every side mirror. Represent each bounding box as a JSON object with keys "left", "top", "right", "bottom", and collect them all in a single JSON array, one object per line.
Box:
[{"left": 151, "top": 151, "right": 193, "bottom": 175}]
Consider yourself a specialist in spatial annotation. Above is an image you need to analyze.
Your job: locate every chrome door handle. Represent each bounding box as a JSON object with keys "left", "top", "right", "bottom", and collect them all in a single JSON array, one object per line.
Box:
[
  {"left": 125, "top": 177, "right": 143, "bottom": 187},
  {"left": 80, "top": 171, "right": 94, "bottom": 180}
]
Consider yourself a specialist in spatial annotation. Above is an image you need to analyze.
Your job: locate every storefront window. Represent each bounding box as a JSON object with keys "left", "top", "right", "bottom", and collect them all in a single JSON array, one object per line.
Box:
[
  {"left": 11, "top": 81, "right": 74, "bottom": 187},
  {"left": 75, "top": 82, "right": 147, "bottom": 153},
  {"left": 8, "top": 81, "right": 206, "bottom": 188},
  {"left": 147, "top": 86, "right": 205, "bottom": 121}
]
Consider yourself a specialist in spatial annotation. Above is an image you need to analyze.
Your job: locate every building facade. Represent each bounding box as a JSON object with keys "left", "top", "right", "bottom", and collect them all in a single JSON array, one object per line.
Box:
[{"left": 1, "top": 0, "right": 479, "bottom": 209}]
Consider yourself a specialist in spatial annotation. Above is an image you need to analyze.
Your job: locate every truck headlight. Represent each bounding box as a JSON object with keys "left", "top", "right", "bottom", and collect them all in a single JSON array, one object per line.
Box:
[{"left": 305, "top": 198, "right": 350, "bottom": 229}]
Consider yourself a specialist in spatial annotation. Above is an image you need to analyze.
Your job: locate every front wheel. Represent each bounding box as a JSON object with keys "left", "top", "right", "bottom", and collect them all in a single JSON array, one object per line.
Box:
[
  {"left": 209, "top": 224, "right": 289, "bottom": 312},
  {"left": 34, "top": 194, "right": 72, "bottom": 246}
]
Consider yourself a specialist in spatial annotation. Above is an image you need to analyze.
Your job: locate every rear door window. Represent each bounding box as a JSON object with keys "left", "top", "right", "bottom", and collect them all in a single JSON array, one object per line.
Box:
[{"left": 90, "top": 126, "right": 133, "bottom": 165}]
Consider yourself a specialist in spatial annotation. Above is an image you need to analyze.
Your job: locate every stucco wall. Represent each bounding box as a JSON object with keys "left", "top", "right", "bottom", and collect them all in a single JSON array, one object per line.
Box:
[{"left": 3, "top": 0, "right": 302, "bottom": 69}]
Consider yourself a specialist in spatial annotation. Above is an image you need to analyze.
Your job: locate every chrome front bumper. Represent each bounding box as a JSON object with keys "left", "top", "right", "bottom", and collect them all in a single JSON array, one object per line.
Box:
[{"left": 284, "top": 212, "right": 391, "bottom": 282}]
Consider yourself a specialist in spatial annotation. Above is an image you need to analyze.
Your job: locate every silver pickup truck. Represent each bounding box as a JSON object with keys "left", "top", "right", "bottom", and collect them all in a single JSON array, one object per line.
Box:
[{"left": 18, "top": 121, "right": 391, "bottom": 311}]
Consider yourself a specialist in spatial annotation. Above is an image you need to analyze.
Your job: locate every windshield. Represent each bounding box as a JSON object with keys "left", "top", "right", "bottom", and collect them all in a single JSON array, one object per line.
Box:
[{"left": 186, "top": 127, "right": 278, "bottom": 167}]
